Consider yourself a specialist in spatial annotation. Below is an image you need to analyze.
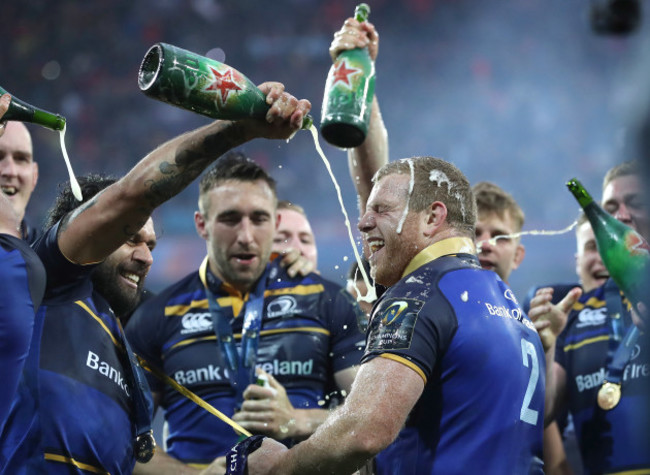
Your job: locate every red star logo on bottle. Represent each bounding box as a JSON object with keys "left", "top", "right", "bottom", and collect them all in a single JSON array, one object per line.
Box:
[
  {"left": 332, "top": 60, "right": 360, "bottom": 88},
  {"left": 626, "top": 231, "right": 650, "bottom": 256},
  {"left": 204, "top": 66, "right": 243, "bottom": 104}
]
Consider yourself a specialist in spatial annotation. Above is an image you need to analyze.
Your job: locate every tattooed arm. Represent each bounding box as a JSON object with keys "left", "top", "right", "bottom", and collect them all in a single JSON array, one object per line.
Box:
[{"left": 58, "top": 82, "right": 310, "bottom": 264}]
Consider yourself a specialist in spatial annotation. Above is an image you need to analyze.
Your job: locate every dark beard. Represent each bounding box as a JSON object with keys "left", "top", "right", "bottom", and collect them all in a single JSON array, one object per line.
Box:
[{"left": 91, "top": 263, "right": 143, "bottom": 319}]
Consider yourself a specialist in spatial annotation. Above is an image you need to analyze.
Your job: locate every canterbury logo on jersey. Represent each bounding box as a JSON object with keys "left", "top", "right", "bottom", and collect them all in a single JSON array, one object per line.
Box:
[
  {"left": 576, "top": 307, "right": 607, "bottom": 328},
  {"left": 86, "top": 350, "right": 131, "bottom": 396},
  {"left": 181, "top": 312, "right": 213, "bottom": 334}
]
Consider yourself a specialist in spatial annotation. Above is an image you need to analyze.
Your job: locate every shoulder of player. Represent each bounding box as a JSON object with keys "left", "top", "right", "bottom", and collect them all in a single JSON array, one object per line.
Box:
[
  {"left": 395, "top": 254, "right": 469, "bottom": 292},
  {"left": 269, "top": 265, "right": 344, "bottom": 293},
  {"left": 128, "top": 271, "right": 202, "bottom": 323},
  {"left": 0, "top": 232, "right": 27, "bottom": 251},
  {"left": 573, "top": 285, "right": 605, "bottom": 310},
  {"left": 563, "top": 285, "right": 605, "bottom": 327}
]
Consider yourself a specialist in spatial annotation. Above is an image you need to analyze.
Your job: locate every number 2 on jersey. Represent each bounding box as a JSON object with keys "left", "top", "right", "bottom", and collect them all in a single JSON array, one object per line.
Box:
[{"left": 520, "top": 338, "right": 540, "bottom": 426}]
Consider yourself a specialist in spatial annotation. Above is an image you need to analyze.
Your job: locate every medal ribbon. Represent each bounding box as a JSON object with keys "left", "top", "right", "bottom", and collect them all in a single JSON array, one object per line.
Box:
[
  {"left": 203, "top": 260, "right": 269, "bottom": 406},
  {"left": 602, "top": 278, "right": 640, "bottom": 386},
  {"left": 135, "top": 354, "right": 252, "bottom": 438},
  {"left": 115, "top": 320, "right": 156, "bottom": 462}
]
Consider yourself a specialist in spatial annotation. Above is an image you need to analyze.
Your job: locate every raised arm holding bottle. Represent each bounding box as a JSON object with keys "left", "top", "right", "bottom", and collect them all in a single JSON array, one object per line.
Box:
[
  {"left": 528, "top": 161, "right": 650, "bottom": 474},
  {"left": 139, "top": 43, "right": 313, "bottom": 129},
  {"left": 327, "top": 10, "right": 388, "bottom": 215},
  {"left": 321, "top": 3, "right": 375, "bottom": 149}
]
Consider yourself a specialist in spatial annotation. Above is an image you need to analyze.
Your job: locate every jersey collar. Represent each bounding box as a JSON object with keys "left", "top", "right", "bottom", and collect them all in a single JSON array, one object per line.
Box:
[{"left": 401, "top": 236, "right": 476, "bottom": 279}]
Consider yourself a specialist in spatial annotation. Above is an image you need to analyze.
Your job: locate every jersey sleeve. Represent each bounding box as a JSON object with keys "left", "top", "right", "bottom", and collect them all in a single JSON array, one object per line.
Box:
[
  {"left": 0, "top": 233, "right": 45, "bottom": 309},
  {"left": 361, "top": 292, "right": 457, "bottom": 383},
  {"left": 125, "top": 296, "right": 166, "bottom": 393},
  {"left": 322, "top": 285, "right": 366, "bottom": 374},
  {"left": 33, "top": 222, "right": 98, "bottom": 301}
]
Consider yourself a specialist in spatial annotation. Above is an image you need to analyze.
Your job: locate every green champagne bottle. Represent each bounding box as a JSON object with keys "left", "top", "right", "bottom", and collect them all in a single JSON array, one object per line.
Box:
[
  {"left": 320, "top": 3, "right": 375, "bottom": 149},
  {"left": 567, "top": 178, "right": 649, "bottom": 309},
  {"left": 138, "top": 43, "right": 312, "bottom": 129},
  {"left": 0, "top": 85, "right": 66, "bottom": 131}
]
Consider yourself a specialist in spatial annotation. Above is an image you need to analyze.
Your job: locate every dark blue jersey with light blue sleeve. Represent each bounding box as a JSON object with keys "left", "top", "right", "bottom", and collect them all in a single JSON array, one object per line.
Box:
[
  {"left": 0, "top": 234, "right": 45, "bottom": 428},
  {"left": 126, "top": 256, "right": 365, "bottom": 467},
  {"left": 361, "top": 237, "right": 545, "bottom": 475},
  {"left": 555, "top": 284, "right": 650, "bottom": 474},
  {"left": 0, "top": 222, "right": 146, "bottom": 474}
]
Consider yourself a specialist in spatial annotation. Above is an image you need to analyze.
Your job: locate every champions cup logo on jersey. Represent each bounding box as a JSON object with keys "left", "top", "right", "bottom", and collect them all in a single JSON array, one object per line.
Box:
[
  {"left": 181, "top": 312, "right": 213, "bottom": 334},
  {"left": 204, "top": 66, "right": 243, "bottom": 104},
  {"left": 267, "top": 296, "right": 299, "bottom": 319},
  {"left": 368, "top": 298, "right": 424, "bottom": 351},
  {"left": 382, "top": 301, "right": 409, "bottom": 325}
]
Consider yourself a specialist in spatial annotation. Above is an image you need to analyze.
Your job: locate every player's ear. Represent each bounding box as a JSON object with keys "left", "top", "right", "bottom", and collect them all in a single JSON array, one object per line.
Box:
[
  {"left": 424, "top": 201, "right": 448, "bottom": 237},
  {"left": 512, "top": 243, "right": 526, "bottom": 270},
  {"left": 195, "top": 211, "right": 208, "bottom": 240}
]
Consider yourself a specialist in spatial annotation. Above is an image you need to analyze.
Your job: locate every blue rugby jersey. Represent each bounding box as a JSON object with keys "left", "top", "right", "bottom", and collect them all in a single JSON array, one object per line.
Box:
[
  {"left": 555, "top": 284, "right": 650, "bottom": 474},
  {"left": 362, "top": 237, "right": 545, "bottom": 475},
  {"left": 0, "top": 222, "right": 149, "bottom": 474},
  {"left": 126, "top": 256, "right": 365, "bottom": 466},
  {"left": 0, "top": 234, "right": 45, "bottom": 428}
]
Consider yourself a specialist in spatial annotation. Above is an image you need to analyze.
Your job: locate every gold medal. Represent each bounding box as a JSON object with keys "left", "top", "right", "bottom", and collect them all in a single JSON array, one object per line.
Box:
[
  {"left": 134, "top": 431, "right": 156, "bottom": 463},
  {"left": 597, "top": 381, "right": 621, "bottom": 411}
]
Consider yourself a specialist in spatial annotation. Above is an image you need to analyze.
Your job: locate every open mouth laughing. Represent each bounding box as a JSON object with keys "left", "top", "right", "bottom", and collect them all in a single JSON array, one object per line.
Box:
[
  {"left": 120, "top": 271, "right": 143, "bottom": 289},
  {"left": 1, "top": 185, "right": 17, "bottom": 196},
  {"left": 366, "top": 238, "right": 385, "bottom": 260}
]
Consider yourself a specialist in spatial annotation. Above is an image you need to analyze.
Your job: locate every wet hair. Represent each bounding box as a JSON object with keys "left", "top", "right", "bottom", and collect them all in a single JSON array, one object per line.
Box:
[
  {"left": 473, "top": 181, "right": 525, "bottom": 233},
  {"left": 374, "top": 156, "right": 476, "bottom": 236},
  {"left": 198, "top": 152, "right": 277, "bottom": 216},
  {"left": 45, "top": 174, "right": 117, "bottom": 230},
  {"left": 602, "top": 160, "right": 640, "bottom": 191}
]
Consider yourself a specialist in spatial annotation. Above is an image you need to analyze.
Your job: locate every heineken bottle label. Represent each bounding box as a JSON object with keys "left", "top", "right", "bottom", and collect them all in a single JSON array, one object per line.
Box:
[
  {"left": 139, "top": 43, "right": 269, "bottom": 121},
  {"left": 324, "top": 52, "right": 374, "bottom": 119},
  {"left": 626, "top": 231, "right": 650, "bottom": 257},
  {"left": 321, "top": 48, "right": 376, "bottom": 148}
]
